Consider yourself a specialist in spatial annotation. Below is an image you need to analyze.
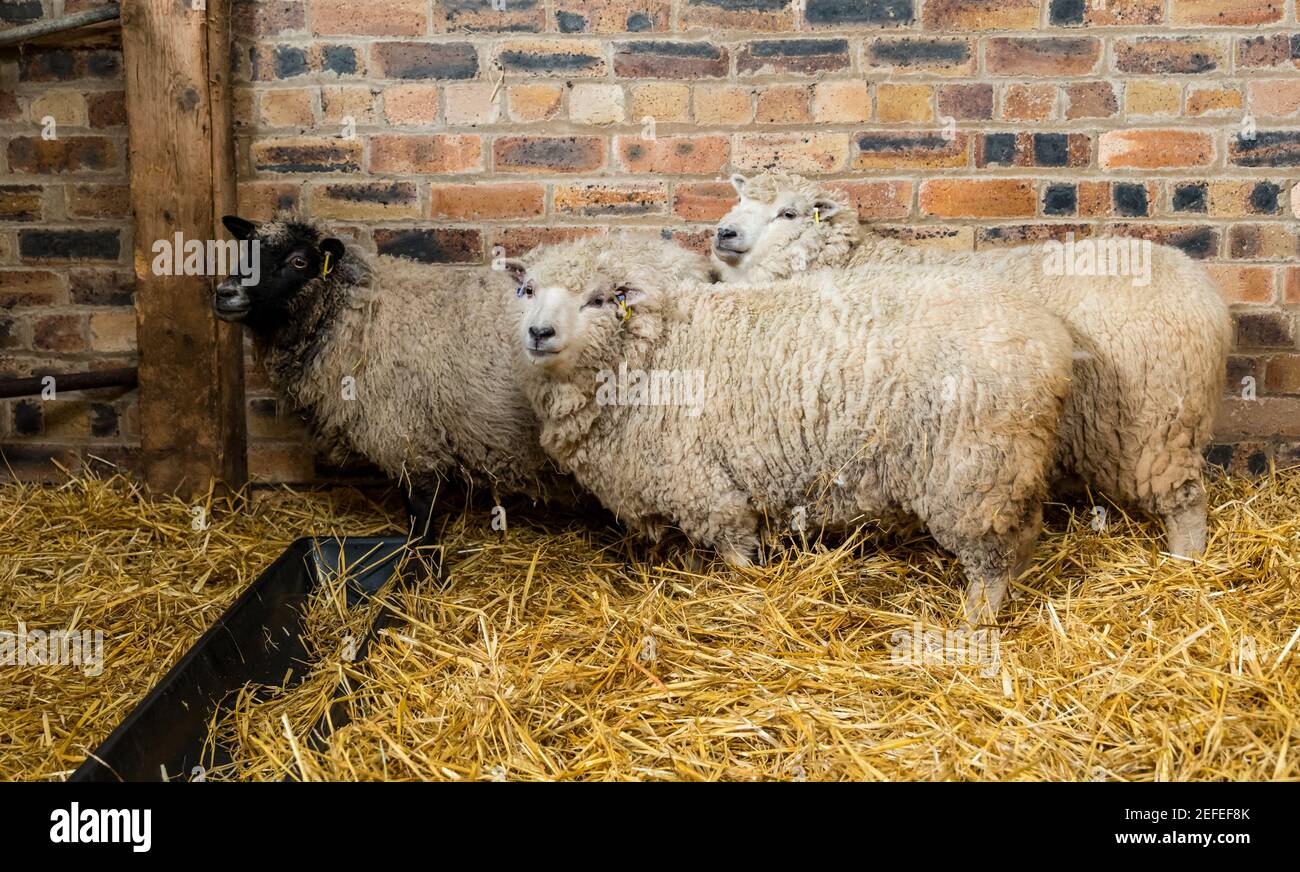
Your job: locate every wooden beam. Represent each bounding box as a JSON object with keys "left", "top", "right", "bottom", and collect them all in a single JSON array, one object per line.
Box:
[{"left": 121, "top": 0, "right": 246, "bottom": 496}]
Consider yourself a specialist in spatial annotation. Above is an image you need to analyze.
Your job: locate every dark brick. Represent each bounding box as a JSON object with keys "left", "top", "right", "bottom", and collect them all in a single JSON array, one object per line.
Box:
[
  {"left": 983, "top": 133, "right": 1017, "bottom": 166},
  {"left": 627, "top": 12, "right": 655, "bottom": 29},
  {"left": 0, "top": 1, "right": 43, "bottom": 23},
  {"left": 1113, "top": 224, "right": 1218, "bottom": 259},
  {"left": 986, "top": 37, "right": 1100, "bottom": 76},
  {"left": 86, "top": 91, "right": 127, "bottom": 128},
  {"left": 7, "top": 137, "right": 115, "bottom": 174},
  {"left": 70, "top": 270, "right": 134, "bottom": 306},
  {"left": 1113, "top": 183, "right": 1148, "bottom": 217},
  {"left": 374, "top": 229, "right": 482, "bottom": 264},
  {"left": 1236, "top": 33, "right": 1300, "bottom": 68},
  {"left": 1231, "top": 130, "right": 1300, "bottom": 168},
  {"left": 614, "top": 41, "right": 729, "bottom": 78},
  {"left": 1043, "top": 184, "right": 1077, "bottom": 216},
  {"left": 232, "top": 0, "right": 307, "bottom": 38},
  {"left": 19, "top": 48, "right": 121, "bottom": 83},
  {"left": 495, "top": 136, "right": 604, "bottom": 172},
  {"left": 372, "top": 42, "right": 479, "bottom": 80},
  {"left": 1033, "top": 133, "right": 1069, "bottom": 167},
  {"left": 441, "top": 0, "right": 544, "bottom": 32},
  {"left": 1236, "top": 311, "right": 1294, "bottom": 348},
  {"left": 937, "top": 83, "right": 992, "bottom": 120},
  {"left": 804, "top": 0, "right": 913, "bottom": 27},
  {"left": 321, "top": 45, "right": 359, "bottom": 75},
  {"left": 274, "top": 46, "right": 308, "bottom": 78},
  {"left": 498, "top": 46, "right": 605, "bottom": 75},
  {"left": 1172, "top": 182, "right": 1207, "bottom": 213},
  {"left": 1049, "top": 0, "right": 1084, "bottom": 25},
  {"left": 866, "top": 38, "right": 969, "bottom": 69},
  {"left": 1204, "top": 443, "right": 1234, "bottom": 471},
  {"left": 19, "top": 230, "right": 120, "bottom": 262},
  {"left": 89, "top": 403, "right": 119, "bottom": 438},
  {"left": 737, "top": 38, "right": 849, "bottom": 75},
  {"left": 12, "top": 400, "right": 41, "bottom": 437},
  {"left": 1250, "top": 181, "right": 1282, "bottom": 213},
  {"left": 253, "top": 140, "right": 361, "bottom": 173},
  {"left": 557, "top": 10, "right": 586, "bottom": 31}
]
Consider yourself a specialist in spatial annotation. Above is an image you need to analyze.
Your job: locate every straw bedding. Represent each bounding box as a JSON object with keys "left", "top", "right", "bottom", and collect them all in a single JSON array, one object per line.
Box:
[{"left": 2, "top": 471, "right": 1297, "bottom": 781}]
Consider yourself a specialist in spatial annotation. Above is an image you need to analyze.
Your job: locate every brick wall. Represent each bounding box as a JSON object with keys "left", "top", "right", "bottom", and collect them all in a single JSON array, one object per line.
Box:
[{"left": 3, "top": 0, "right": 1300, "bottom": 484}]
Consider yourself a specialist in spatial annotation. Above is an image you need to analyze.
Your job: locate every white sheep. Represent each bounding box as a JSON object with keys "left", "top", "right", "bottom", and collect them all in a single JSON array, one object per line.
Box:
[
  {"left": 713, "top": 172, "right": 1233, "bottom": 557},
  {"left": 508, "top": 235, "right": 1076, "bottom": 623},
  {"left": 213, "top": 214, "right": 573, "bottom": 545}
]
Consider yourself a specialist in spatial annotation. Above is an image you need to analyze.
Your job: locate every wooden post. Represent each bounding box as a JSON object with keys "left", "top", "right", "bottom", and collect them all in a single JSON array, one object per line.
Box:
[{"left": 121, "top": 0, "right": 246, "bottom": 495}]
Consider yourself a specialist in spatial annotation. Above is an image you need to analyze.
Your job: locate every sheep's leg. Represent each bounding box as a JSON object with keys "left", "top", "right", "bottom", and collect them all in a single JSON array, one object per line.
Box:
[
  {"left": 402, "top": 477, "right": 443, "bottom": 582},
  {"left": 1160, "top": 478, "right": 1207, "bottom": 558},
  {"left": 951, "top": 507, "right": 1043, "bottom": 629}
]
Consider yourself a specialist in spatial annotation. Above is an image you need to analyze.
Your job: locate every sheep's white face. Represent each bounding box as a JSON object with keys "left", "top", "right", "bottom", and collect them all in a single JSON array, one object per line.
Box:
[
  {"left": 712, "top": 174, "right": 843, "bottom": 278},
  {"left": 513, "top": 269, "right": 641, "bottom": 375}
]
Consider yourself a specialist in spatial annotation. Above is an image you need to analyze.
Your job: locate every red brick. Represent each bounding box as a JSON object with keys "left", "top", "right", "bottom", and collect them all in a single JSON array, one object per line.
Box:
[
  {"left": 1064, "top": 82, "right": 1118, "bottom": 120},
  {"left": 370, "top": 135, "right": 482, "bottom": 173},
  {"left": 508, "top": 84, "right": 563, "bottom": 122},
  {"left": 1170, "top": 0, "right": 1282, "bottom": 26},
  {"left": 491, "top": 226, "right": 606, "bottom": 258},
  {"left": 756, "top": 86, "right": 811, "bottom": 124},
  {"left": 383, "top": 84, "right": 439, "bottom": 125},
  {"left": 0, "top": 186, "right": 43, "bottom": 221},
  {"left": 1099, "top": 130, "right": 1214, "bottom": 169},
  {"left": 554, "top": 0, "right": 671, "bottom": 32},
  {"left": 923, "top": 0, "right": 1038, "bottom": 30},
  {"left": 616, "top": 136, "right": 729, "bottom": 174},
  {"left": 672, "top": 182, "right": 738, "bottom": 222},
  {"left": 987, "top": 38, "right": 1102, "bottom": 77},
  {"left": 68, "top": 184, "right": 130, "bottom": 219},
  {"left": 919, "top": 179, "right": 1037, "bottom": 218},
  {"left": 430, "top": 183, "right": 544, "bottom": 220},
  {"left": 314, "top": 0, "right": 429, "bottom": 36},
  {"left": 86, "top": 91, "right": 126, "bottom": 128},
  {"left": 734, "top": 132, "right": 847, "bottom": 173},
  {"left": 1001, "top": 84, "right": 1057, "bottom": 122},
  {"left": 33, "top": 315, "right": 86, "bottom": 353},
  {"left": 308, "top": 181, "right": 422, "bottom": 220},
  {"left": 1207, "top": 265, "right": 1275, "bottom": 303},
  {"left": 937, "top": 83, "right": 993, "bottom": 120},
  {"left": 1264, "top": 355, "right": 1300, "bottom": 394},
  {"left": 826, "top": 180, "right": 913, "bottom": 220},
  {"left": 1249, "top": 80, "right": 1300, "bottom": 118},
  {"left": 252, "top": 137, "right": 361, "bottom": 173},
  {"left": 554, "top": 182, "right": 668, "bottom": 217}
]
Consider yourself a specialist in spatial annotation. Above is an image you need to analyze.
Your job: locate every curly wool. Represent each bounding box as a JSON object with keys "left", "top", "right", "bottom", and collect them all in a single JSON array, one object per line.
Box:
[
  {"left": 253, "top": 219, "right": 561, "bottom": 499},
  {"left": 517, "top": 237, "right": 1075, "bottom": 613},
  {"left": 716, "top": 173, "right": 1233, "bottom": 554}
]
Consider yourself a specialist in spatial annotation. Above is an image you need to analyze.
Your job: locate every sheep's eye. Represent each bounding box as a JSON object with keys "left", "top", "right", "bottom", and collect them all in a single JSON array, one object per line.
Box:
[
  {"left": 290, "top": 255, "right": 309, "bottom": 270},
  {"left": 779, "top": 209, "right": 798, "bottom": 220},
  {"left": 585, "top": 297, "right": 605, "bottom": 308}
]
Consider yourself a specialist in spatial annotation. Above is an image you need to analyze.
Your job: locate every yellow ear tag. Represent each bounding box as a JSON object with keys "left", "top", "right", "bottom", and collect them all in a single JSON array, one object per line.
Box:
[
  {"left": 321, "top": 252, "right": 333, "bottom": 277},
  {"left": 814, "top": 208, "right": 821, "bottom": 224},
  {"left": 614, "top": 293, "right": 632, "bottom": 322}
]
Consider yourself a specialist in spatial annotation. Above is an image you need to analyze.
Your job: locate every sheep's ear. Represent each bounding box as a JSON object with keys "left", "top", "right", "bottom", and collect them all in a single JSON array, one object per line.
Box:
[
  {"left": 812, "top": 199, "right": 842, "bottom": 220},
  {"left": 729, "top": 174, "right": 749, "bottom": 198},
  {"left": 222, "top": 215, "right": 258, "bottom": 240},
  {"left": 319, "top": 237, "right": 345, "bottom": 274},
  {"left": 500, "top": 258, "right": 528, "bottom": 284}
]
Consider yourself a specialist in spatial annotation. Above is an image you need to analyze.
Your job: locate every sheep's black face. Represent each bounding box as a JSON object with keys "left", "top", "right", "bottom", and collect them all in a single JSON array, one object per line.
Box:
[{"left": 213, "top": 215, "right": 344, "bottom": 333}]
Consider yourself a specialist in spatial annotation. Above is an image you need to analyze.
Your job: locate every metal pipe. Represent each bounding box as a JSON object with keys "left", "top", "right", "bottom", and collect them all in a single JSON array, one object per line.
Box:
[
  {"left": 0, "top": 366, "right": 137, "bottom": 400},
  {"left": 0, "top": 4, "right": 121, "bottom": 48}
]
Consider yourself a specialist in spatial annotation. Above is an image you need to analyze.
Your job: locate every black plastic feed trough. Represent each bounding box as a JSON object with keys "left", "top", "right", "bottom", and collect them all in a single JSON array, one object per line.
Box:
[{"left": 71, "top": 537, "right": 415, "bottom": 782}]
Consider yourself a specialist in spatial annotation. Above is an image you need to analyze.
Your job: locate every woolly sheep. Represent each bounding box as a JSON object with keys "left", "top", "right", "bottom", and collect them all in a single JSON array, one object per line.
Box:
[
  {"left": 508, "top": 235, "right": 1076, "bottom": 622},
  {"left": 212, "top": 214, "right": 570, "bottom": 547},
  {"left": 713, "top": 172, "right": 1233, "bottom": 558}
]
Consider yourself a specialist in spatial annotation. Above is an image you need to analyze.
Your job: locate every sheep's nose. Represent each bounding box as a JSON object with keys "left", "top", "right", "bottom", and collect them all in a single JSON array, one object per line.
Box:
[
  {"left": 529, "top": 325, "right": 556, "bottom": 342},
  {"left": 716, "top": 226, "right": 738, "bottom": 241},
  {"left": 215, "top": 278, "right": 243, "bottom": 299}
]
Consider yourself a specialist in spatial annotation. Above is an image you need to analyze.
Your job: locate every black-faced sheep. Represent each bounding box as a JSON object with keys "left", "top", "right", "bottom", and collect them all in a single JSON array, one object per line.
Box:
[
  {"left": 212, "top": 214, "right": 570, "bottom": 549},
  {"left": 508, "top": 235, "right": 1076, "bottom": 623},
  {"left": 713, "top": 172, "right": 1233, "bottom": 558}
]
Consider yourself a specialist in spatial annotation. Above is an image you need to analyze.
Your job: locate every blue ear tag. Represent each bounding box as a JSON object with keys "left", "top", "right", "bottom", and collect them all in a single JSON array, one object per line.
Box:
[
  {"left": 516, "top": 285, "right": 526, "bottom": 298},
  {"left": 613, "top": 291, "right": 632, "bottom": 322}
]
